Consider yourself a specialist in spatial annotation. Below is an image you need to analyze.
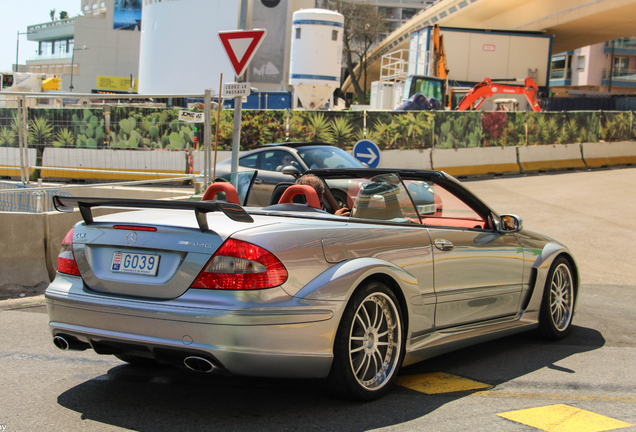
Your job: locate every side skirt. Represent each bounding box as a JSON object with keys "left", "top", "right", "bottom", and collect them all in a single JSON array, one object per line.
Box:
[{"left": 403, "top": 314, "right": 538, "bottom": 367}]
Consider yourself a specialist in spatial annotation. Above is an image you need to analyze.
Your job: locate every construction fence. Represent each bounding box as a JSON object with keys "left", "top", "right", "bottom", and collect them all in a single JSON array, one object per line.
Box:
[{"left": 1, "top": 94, "right": 636, "bottom": 185}]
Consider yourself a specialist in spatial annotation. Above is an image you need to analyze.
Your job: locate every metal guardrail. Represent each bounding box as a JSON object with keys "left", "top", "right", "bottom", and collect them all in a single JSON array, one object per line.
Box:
[{"left": 0, "top": 181, "right": 72, "bottom": 213}]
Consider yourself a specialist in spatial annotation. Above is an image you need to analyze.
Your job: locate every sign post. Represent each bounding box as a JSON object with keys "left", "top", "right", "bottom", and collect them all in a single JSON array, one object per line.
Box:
[
  {"left": 353, "top": 139, "right": 381, "bottom": 168},
  {"left": 218, "top": 29, "right": 267, "bottom": 174}
]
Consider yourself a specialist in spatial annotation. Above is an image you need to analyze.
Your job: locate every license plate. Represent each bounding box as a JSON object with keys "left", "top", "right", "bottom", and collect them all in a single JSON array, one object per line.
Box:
[
  {"left": 418, "top": 204, "right": 436, "bottom": 215},
  {"left": 111, "top": 252, "right": 159, "bottom": 276}
]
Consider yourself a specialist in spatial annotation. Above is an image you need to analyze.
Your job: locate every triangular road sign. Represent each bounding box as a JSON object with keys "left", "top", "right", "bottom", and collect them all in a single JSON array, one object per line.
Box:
[{"left": 218, "top": 29, "right": 267, "bottom": 78}]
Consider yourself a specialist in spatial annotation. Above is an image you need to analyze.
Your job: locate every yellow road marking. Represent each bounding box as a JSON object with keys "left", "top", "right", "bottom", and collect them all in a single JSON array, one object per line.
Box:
[
  {"left": 497, "top": 404, "right": 633, "bottom": 432},
  {"left": 397, "top": 372, "right": 492, "bottom": 394}
]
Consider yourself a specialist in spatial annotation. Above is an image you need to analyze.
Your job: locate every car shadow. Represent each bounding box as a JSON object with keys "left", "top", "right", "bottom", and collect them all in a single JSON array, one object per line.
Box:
[{"left": 56, "top": 325, "right": 604, "bottom": 432}]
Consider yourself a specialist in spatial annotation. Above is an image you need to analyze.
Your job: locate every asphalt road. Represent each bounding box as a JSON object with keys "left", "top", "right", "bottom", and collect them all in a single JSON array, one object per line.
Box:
[{"left": 1, "top": 167, "right": 635, "bottom": 432}]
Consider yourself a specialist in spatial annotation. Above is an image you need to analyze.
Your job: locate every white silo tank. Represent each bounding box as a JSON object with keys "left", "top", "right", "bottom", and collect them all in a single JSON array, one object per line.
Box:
[{"left": 289, "top": 9, "right": 344, "bottom": 110}]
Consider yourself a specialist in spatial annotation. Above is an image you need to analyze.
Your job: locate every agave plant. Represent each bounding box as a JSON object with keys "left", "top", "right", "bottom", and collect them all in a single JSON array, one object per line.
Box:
[
  {"left": 306, "top": 112, "right": 334, "bottom": 143},
  {"left": 0, "top": 127, "right": 16, "bottom": 146},
  {"left": 353, "top": 127, "right": 378, "bottom": 143},
  {"left": 28, "top": 116, "right": 54, "bottom": 146},
  {"left": 53, "top": 127, "right": 75, "bottom": 148},
  {"left": 537, "top": 116, "right": 560, "bottom": 144},
  {"left": 372, "top": 119, "right": 399, "bottom": 149},
  {"left": 329, "top": 116, "right": 354, "bottom": 148},
  {"left": 559, "top": 118, "right": 579, "bottom": 144}
]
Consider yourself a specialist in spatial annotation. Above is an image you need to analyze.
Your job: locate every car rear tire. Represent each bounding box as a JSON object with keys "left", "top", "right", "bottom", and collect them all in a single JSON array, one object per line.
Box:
[
  {"left": 539, "top": 257, "right": 575, "bottom": 340},
  {"left": 324, "top": 281, "right": 405, "bottom": 401}
]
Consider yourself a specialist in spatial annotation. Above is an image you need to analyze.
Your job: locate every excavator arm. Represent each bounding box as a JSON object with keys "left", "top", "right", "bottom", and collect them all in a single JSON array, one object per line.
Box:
[{"left": 456, "top": 77, "right": 541, "bottom": 112}]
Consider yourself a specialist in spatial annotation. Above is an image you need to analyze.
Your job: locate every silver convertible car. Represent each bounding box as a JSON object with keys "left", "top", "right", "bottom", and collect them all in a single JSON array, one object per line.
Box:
[{"left": 46, "top": 168, "right": 578, "bottom": 401}]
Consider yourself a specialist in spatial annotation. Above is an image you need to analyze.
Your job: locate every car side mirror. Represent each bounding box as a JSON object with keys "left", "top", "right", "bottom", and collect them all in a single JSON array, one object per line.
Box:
[
  {"left": 282, "top": 165, "right": 301, "bottom": 179},
  {"left": 499, "top": 214, "right": 523, "bottom": 233}
]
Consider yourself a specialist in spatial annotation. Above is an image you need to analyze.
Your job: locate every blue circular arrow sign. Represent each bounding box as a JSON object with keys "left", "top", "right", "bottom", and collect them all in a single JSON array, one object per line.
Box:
[{"left": 353, "top": 139, "right": 381, "bottom": 168}]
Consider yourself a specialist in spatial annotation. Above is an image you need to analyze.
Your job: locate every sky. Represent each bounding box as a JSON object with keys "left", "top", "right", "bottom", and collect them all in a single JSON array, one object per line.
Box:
[{"left": 0, "top": 0, "right": 82, "bottom": 72}]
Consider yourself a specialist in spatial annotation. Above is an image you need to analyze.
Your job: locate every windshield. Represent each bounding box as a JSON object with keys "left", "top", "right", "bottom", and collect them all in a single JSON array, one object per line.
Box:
[
  {"left": 297, "top": 146, "right": 365, "bottom": 170},
  {"left": 349, "top": 173, "right": 420, "bottom": 223},
  {"left": 410, "top": 77, "right": 443, "bottom": 100}
]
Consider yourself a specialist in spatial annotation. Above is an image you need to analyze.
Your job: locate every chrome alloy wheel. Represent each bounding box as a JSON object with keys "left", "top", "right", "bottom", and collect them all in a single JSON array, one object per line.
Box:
[
  {"left": 550, "top": 263, "right": 574, "bottom": 331},
  {"left": 348, "top": 292, "right": 402, "bottom": 391}
]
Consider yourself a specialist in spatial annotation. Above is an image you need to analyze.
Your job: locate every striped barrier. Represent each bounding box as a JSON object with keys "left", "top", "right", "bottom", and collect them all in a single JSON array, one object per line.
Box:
[
  {"left": 517, "top": 144, "right": 586, "bottom": 172},
  {"left": 40, "top": 148, "right": 189, "bottom": 181},
  {"left": 0, "top": 147, "right": 37, "bottom": 178},
  {"left": 379, "top": 149, "right": 432, "bottom": 170},
  {"left": 431, "top": 147, "right": 520, "bottom": 177},
  {"left": 581, "top": 141, "right": 636, "bottom": 168}
]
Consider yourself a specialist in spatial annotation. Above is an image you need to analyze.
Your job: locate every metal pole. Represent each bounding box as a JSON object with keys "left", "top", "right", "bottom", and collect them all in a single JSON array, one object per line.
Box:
[
  {"left": 22, "top": 95, "right": 29, "bottom": 182},
  {"left": 18, "top": 96, "right": 25, "bottom": 183},
  {"left": 608, "top": 39, "right": 615, "bottom": 92},
  {"left": 231, "top": 95, "right": 241, "bottom": 175},
  {"left": 204, "top": 88, "right": 211, "bottom": 187},
  {"left": 16, "top": 31, "right": 20, "bottom": 72},
  {"left": 214, "top": 73, "right": 223, "bottom": 179},
  {"left": 69, "top": 48, "right": 75, "bottom": 91}
]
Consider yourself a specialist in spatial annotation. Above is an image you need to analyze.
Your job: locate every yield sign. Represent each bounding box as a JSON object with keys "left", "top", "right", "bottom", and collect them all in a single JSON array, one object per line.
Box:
[{"left": 218, "top": 29, "right": 267, "bottom": 77}]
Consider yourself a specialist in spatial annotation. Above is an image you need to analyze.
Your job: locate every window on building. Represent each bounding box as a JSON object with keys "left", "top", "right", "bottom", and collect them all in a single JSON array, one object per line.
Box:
[
  {"left": 332, "top": 30, "right": 338, "bottom": 41},
  {"left": 39, "top": 41, "right": 53, "bottom": 56},
  {"left": 54, "top": 40, "right": 67, "bottom": 55},
  {"left": 614, "top": 56, "right": 628, "bottom": 72},
  {"left": 295, "top": 28, "right": 301, "bottom": 39},
  {"left": 402, "top": 8, "right": 416, "bottom": 20},
  {"left": 550, "top": 54, "right": 571, "bottom": 71},
  {"left": 577, "top": 56, "right": 585, "bottom": 71}
]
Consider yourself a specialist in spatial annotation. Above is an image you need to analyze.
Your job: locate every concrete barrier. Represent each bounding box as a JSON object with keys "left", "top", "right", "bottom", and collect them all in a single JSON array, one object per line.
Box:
[
  {"left": 0, "top": 212, "right": 49, "bottom": 297},
  {"left": 581, "top": 141, "right": 636, "bottom": 168},
  {"left": 379, "top": 149, "right": 432, "bottom": 170},
  {"left": 518, "top": 144, "right": 586, "bottom": 172},
  {"left": 0, "top": 187, "right": 191, "bottom": 297},
  {"left": 40, "top": 148, "right": 188, "bottom": 181},
  {"left": 431, "top": 146, "right": 520, "bottom": 177},
  {"left": 0, "top": 147, "right": 37, "bottom": 178}
]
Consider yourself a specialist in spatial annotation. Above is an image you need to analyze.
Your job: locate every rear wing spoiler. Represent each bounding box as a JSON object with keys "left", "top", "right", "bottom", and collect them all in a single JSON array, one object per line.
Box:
[{"left": 52, "top": 196, "right": 254, "bottom": 232}]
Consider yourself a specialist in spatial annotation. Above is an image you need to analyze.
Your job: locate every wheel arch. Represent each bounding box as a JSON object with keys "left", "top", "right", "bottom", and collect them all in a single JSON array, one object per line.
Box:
[
  {"left": 525, "top": 244, "right": 580, "bottom": 314},
  {"left": 294, "top": 258, "right": 422, "bottom": 336}
]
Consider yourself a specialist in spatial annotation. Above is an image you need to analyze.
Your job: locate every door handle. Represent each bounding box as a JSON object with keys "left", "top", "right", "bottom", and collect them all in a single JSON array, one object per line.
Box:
[
  {"left": 254, "top": 178, "right": 263, "bottom": 184},
  {"left": 434, "top": 238, "right": 454, "bottom": 251}
]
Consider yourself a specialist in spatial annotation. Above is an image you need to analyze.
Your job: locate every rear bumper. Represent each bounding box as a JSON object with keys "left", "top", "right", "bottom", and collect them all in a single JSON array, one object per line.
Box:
[{"left": 46, "top": 274, "right": 341, "bottom": 378}]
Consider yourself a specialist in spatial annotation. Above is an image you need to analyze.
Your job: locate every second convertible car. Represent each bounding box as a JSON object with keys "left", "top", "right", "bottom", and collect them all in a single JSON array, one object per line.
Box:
[{"left": 46, "top": 169, "right": 578, "bottom": 400}]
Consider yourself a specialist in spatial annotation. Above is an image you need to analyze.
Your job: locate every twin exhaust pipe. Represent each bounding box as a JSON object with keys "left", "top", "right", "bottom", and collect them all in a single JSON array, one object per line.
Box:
[
  {"left": 53, "top": 336, "right": 215, "bottom": 373},
  {"left": 183, "top": 356, "right": 215, "bottom": 373}
]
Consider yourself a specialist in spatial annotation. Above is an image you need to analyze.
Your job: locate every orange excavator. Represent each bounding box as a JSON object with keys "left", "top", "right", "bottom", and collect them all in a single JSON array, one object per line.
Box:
[{"left": 455, "top": 77, "right": 542, "bottom": 112}]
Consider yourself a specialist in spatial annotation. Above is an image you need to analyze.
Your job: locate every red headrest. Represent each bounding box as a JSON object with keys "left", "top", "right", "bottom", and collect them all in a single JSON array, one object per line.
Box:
[
  {"left": 201, "top": 183, "right": 240, "bottom": 204},
  {"left": 278, "top": 184, "right": 321, "bottom": 209}
]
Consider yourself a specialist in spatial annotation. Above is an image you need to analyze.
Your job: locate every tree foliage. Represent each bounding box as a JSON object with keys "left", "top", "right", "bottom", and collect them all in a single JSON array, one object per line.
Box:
[{"left": 323, "top": 0, "right": 385, "bottom": 104}]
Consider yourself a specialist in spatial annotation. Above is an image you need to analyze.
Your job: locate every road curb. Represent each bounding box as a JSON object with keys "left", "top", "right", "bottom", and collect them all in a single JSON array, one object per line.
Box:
[{"left": 0, "top": 294, "right": 46, "bottom": 311}]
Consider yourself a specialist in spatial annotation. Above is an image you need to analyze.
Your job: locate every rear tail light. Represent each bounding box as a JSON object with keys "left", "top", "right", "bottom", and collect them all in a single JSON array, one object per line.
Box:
[
  {"left": 57, "top": 227, "right": 80, "bottom": 276},
  {"left": 190, "top": 239, "right": 288, "bottom": 290}
]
